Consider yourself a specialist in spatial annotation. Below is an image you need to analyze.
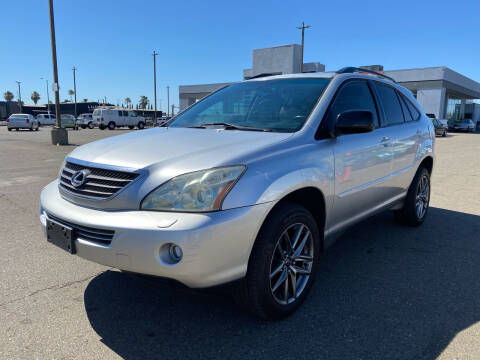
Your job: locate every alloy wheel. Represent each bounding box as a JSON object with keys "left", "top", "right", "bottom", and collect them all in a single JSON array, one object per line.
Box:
[
  {"left": 415, "top": 173, "right": 430, "bottom": 220},
  {"left": 269, "top": 223, "right": 314, "bottom": 305}
]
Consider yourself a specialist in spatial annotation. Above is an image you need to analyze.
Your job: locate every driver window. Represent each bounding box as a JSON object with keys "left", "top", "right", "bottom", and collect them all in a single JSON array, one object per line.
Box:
[{"left": 327, "top": 81, "right": 379, "bottom": 129}]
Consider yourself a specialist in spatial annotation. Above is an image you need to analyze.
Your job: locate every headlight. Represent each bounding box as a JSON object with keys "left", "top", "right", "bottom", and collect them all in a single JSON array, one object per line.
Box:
[{"left": 140, "top": 166, "right": 246, "bottom": 212}]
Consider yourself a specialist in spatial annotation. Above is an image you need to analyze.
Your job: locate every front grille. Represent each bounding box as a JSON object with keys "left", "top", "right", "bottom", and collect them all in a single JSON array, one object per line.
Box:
[
  {"left": 59, "top": 161, "right": 139, "bottom": 199},
  {"left": 47, "top": 213, "right": 115, "bottom": 246}
]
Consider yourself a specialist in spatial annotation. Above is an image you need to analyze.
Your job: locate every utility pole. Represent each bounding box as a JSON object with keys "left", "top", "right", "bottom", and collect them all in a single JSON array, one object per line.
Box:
[
  {"left": 171, "top": 104, "right": 175, "bottom": 117},
  {"left": 41, "top": 77, "right": 51, "bottom": 115},
  {"left": 152, "top": 51, "right": 158, "bottom": 126},
  {"left": 15, "top": 81, "right": 22, "bottom": 113},
  {"left": 296, "top": 22, "right": 311, "bottom": 73},
  {"left": 48, "top": 0, "right": 67, "bottom": 145},
  {"left": 72, "top": 66, "right": 77, "bottom": 118},
  {"left": 166, "top": 86, "right": 170, "bottom": 117}
]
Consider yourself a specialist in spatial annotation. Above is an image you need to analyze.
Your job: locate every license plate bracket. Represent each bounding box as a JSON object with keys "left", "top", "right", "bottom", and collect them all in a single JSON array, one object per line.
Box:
[{"left": 46, "top": 219, "right": 76, "bottom": 254}]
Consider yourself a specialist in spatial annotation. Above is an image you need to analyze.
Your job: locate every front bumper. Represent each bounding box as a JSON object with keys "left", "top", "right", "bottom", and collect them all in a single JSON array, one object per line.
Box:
[{"left": 40, "top": 181, "right": 271, "bottom": 288}]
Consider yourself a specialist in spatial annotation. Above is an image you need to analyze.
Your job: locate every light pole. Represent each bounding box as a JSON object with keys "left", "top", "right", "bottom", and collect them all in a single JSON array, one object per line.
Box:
[
  {"left": 15, "top": 81, "right": 22, "bottom": 113},
  {"left": 296, "top": 22, "right": 311, "bottom": 73},
  {"left": 48, "top": 0, "right": 67, "bottom": 145},
  {"left": 72, "top": 66, "right": 77, "bottom": 119},
  {"left": 40, "top": 77, "right": 51, "bottom": 115},
  {"left": 166, "top": 85, "right": 170, "bottom": 117},
  {"left": 152, "top": 51, "right": 158, "bottom": 126}
]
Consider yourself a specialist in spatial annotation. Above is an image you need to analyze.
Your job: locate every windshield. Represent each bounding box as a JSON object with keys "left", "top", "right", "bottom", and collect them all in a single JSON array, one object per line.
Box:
[{"left": 170, "top": 78, "right": 331, "bottom": 132}]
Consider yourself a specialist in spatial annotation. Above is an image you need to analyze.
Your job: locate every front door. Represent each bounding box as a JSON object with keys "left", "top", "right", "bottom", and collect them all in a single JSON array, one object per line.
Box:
[{"left": 327, "top": 80, "right": 395, "bottom": 231}]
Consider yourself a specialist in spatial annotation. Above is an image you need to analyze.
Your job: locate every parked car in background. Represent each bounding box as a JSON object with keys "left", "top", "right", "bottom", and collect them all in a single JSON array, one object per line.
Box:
[
  {"left": 60, "top": 114, "right": 78, "bottom": 130},
  {"left": 40, "top": 68, "right": 435, "bottom": 319},
  {"left": 426, "top": 113, "right": 448, "bottom": 128},
  {"left": 37, "top": 113, "right": 56, "bottom": 126},
  {"left": 432, "top": 118, "right": 447, "bottom": 137},
  {"left": 76, "top": 113, "right": 95, "bottom": 129},
  {"left": 7, "top": 114, "right": 39, "bottom": 131},
  {"left": 92, "top": 108, "right": 146, "bottom": 130},
  {"left": 451, "top": 119, "right": 475, "bottom": 132}
]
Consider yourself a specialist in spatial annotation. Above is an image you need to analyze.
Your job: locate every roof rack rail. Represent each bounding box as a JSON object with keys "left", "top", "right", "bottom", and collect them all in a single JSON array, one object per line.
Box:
[{"left": 336, "top": 67, "right": 396, "bottom": 83}]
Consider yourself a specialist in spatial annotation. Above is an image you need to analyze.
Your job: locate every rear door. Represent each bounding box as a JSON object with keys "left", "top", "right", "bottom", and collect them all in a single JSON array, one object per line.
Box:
[
  {"left": 328, "top": 80, "right": 396, "bottom": 228},
  {"left": 374, "top": 82, "right": 420, "bottom": 194}
]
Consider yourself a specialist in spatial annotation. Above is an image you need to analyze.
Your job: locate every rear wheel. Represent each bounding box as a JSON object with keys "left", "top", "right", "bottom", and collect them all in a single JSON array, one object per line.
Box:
[
  {"left": 108, "top": 122, "right": 116, "bottom": 130},
  {"left": 7, "top": 128, "right": 11, "bottom": 131},
  {"left": 137, "top": 121, "right": 145, "bottom": 130},
  {"left": 394, "top": 167, "right": 430, "bottom": 226},
  {"left": 128, "top": 125, "right": 134, "bottom": 130},
  {"left": 88, "top": 122, "right": 94, "bottom": 129},
  {"left": 233, "top": 203, "right": 320, "bottom": 320},
  {"left": 81, "top": 125, "right": 86, "bottom": 129}
]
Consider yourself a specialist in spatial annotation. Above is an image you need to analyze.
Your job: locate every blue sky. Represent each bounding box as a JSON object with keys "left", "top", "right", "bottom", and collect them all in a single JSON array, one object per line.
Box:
[{"left": 2, "top": 0, "right": 479, "bottom": 112}]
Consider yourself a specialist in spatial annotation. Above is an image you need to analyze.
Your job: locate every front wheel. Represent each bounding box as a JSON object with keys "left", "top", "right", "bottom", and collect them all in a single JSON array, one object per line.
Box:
[
  {"left": 137, "top": 121, "right": 145, "bottom": 130},
  {"left": 108, "top": 122, "right": 116, "bottom": 130},
  {"left": 88, "top": 122, "right": 94, "bottom": 129},
  {"left": 7, "top": 128, "right": 12, "bottom": 131},
  {"left": 394, "top": 167, "right": 430, "bottom": 226},
  {"left": 233, "top": 203, "right": 320, "bottom": 320},
  {"left": 99, "top": 124, "right": 106, "bottom": 130}
]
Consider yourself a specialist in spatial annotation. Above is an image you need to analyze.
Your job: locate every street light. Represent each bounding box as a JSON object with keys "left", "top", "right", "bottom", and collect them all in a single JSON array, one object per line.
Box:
[
  {"left": 15, "top": 81, "right": 22, "bottom": 113},
  {"left": 48, "top": 0, "right": 68, "bottom": 145},
  {"left": 167, "top": 85, "right": 170, "bottom": 117},
  {"left": 72, "top": 66, "right": 77, "bottom": 119},
  {"left": 152, "top": 51, "right": 158, "bottom": 126},
  {"left": 40, "top": 77, "right": 51, "bottom": 115}
]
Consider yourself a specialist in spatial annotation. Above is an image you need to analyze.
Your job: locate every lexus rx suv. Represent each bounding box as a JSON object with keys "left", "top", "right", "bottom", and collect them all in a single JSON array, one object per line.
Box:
[{"left": 40, "top": 68, "right": 434, "bottom": 319}]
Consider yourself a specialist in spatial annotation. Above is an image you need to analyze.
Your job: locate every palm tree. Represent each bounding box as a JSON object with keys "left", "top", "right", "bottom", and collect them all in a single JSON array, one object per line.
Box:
[
  {"left": 3, "top": 91, "right": 14, "bottom": 101},
  {"left": 68, "top": 89, "right": 75, "bottom": 101},
  {"left": 31, "top": 91, "right": 40, "bottom": 105},
  {"left": 139, "top": 96, "right": 149, "bottom": 109},
  {"left": 125, "top": 97, "right": 131, "bottom": 108}
]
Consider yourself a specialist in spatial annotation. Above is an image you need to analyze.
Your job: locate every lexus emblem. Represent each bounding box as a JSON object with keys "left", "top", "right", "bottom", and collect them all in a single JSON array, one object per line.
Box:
[{"left": 71, "top": 169, "right": 90, "bottom": 188}]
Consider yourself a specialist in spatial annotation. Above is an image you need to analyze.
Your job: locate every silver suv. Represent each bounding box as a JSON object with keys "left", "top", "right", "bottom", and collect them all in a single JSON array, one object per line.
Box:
[{"left": 40, "top": 68, "right": 435, "bottom": 319}]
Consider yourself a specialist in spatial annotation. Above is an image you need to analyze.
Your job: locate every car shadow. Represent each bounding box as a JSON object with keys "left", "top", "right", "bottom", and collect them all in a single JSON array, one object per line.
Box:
[{"left": 84, "top": 207, "right": 480, "bottom": 360}]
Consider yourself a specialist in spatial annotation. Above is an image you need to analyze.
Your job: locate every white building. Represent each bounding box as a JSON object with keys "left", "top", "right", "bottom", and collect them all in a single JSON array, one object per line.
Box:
[{"left": 179, "top": 44, "right": 480, "bottom": 127}]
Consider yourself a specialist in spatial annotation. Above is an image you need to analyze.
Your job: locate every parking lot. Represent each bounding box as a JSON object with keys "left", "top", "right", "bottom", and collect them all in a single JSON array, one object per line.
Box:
[{"left": 0, "top": 126, "right": 479, "bottom": 359}]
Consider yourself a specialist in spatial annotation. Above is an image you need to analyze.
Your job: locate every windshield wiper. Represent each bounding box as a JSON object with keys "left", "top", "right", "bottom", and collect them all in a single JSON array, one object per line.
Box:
[{"left": 192, "top": 122, "right": 271, "bottom": 132}]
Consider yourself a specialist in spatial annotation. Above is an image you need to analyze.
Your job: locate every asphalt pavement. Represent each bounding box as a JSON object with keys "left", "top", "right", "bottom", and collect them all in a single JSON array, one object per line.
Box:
[{"left": 0, "top": 126, "right": 479, "bottom": 359}]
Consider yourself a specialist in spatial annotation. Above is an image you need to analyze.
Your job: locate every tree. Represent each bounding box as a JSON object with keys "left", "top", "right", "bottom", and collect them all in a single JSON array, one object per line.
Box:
[
  {"left": 68, "top": 89, "right": 75, "bottom": 101},
  {"left": 125, "top": 97, "right": 131, "bottom": 108},
  {"left": 83, "top": 98, "right": 88, "bottom": 102},
  {"left": 139, "top": 96, "right": 149, "bottom": 109},
  {"left": 31, "top": 91, "right": 41, "bottom": 105},
  {"left": 3, "top": 91, "right": 14, "bottom": 101}
]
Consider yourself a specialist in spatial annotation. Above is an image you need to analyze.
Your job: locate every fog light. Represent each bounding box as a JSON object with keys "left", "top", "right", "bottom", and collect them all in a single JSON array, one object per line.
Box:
[
  {"left": 169, "top": 244, "right": 183, "bottom": 261},
  {"left": 159, "top": 243, "right": 183, "bottom": 265}
]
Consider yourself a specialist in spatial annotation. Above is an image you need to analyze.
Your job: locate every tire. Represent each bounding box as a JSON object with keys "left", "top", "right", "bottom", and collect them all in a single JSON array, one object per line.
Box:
[
  {"left": 108, "top": 122, "right": 116, "bottom": 130},
  {"left": 442, "top": 130, "right": 447, "bottom": 137},
  {"left": 128, "top": 125, "right": 134, "bottom": 130},
  {"left": 88, "top": 122, "right": 94, "bottom": 129},
  {"left": 29, "top": 126, "right": 33, "bottom": 131},
  {"left": 35, "top": 124, "right": 39, "bottom": 131},
  {"left": 81, "top": 125, "right": 86, "bottom": 129},
  {"left": 99, "top": 124, "right": 106, "bottom": 130},
  {"left": 137, "top": 121, "right": 145, "bottom": 130},
  {"left": 7, "top": 128, "right": 11, "bottom": 131},
  {"left": 233, "top": 202, "right": 320, "bottom": 320},
  {"left": 394, "top": 167, "right": 430, "bottom": 227}
]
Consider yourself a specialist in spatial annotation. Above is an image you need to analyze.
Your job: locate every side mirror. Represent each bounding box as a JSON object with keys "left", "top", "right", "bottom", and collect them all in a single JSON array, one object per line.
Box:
[{"left": 335, "top": 110, "right": 375, "bottom": 135}]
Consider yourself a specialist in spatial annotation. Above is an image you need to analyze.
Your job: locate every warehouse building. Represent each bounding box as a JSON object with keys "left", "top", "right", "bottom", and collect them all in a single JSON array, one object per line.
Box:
[{"left": 179, "top": 44, "right": 480, "bottom": 127}]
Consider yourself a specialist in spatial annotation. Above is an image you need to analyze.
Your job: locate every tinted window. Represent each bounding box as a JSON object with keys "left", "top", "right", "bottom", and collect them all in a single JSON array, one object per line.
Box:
[
  {"left": 118, "top": 111, "right": 123, "bottom": 116},
  {"left": 398, "top": 93, "right": 413, "bottom": 122},
  {"left": 327, "top": 81, "right": 378, "bottom": 128},
  {"left": 376, "top": 84, "right": 404, "bottom": 126},
  {"left": 171, "top": 78, "right": 331, "bottom": 133},
  {"left": 128, "top": 111, "right": 136, "bottom": 117},
  {"left": 403, "top": 95, "right": 420, "bottom": 121},
  {"left": 122, "top": 111, "right": 128, "bottom": 116}
]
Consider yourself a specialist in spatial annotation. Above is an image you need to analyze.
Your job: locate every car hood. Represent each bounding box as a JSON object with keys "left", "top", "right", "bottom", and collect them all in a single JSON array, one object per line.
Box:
[{"left": 68, "top": 127, "right": 293, "bottom": 170}]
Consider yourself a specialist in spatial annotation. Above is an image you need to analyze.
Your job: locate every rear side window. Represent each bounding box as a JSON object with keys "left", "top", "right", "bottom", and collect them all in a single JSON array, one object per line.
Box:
[
  {"left": 375, "top": 84, "right": 404, "bottom": 126},
  {"left": 118, "top": 111, "right": 123, "bottom": 116},
  {"left": 327, "top": 81, "right": 379, "bottom": 128},
  {"left": 398, "top": 94, "right": 413, "bottom": 122},
  {"left": 404, "top": 96, "right": 420, "bottom": 121},
  {"left": 122, "top": 111, "right": 128, "bottom": 116}
]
